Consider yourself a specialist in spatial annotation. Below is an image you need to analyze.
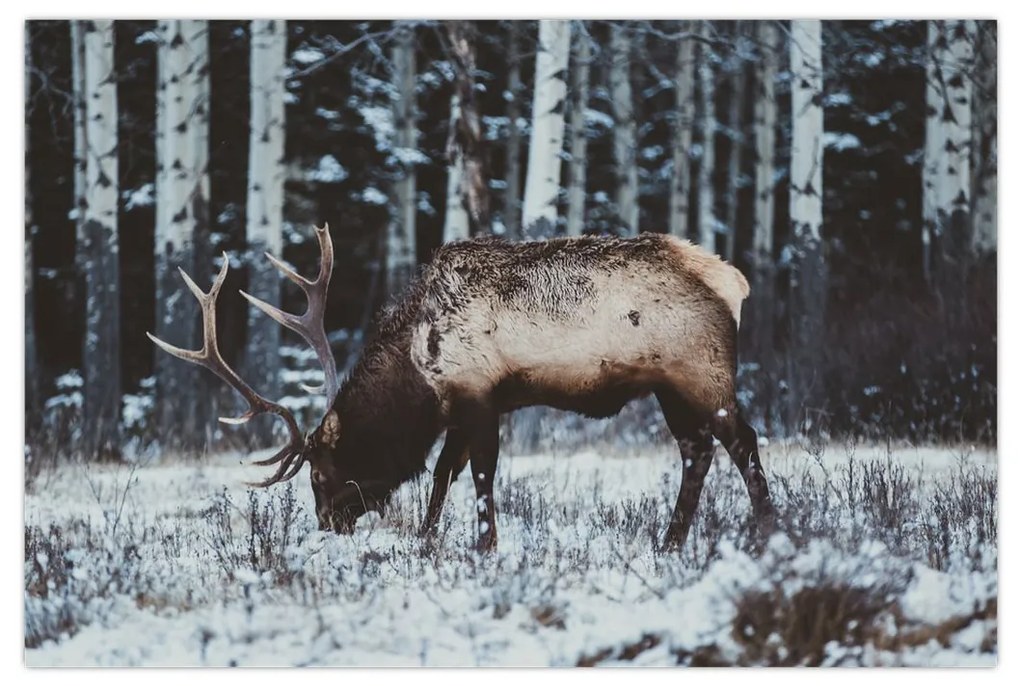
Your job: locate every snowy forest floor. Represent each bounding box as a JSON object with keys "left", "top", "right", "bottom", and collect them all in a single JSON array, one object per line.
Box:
[{"left": 24, "top": 441, "right": 997, "bottom": 666}]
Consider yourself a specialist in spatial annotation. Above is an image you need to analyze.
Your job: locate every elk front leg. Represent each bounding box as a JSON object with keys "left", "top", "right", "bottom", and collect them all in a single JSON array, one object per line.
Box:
[
  {"left": 460, "top": 399, "right": 500, "bottom": 551},
  {"left": 420, "top": 428, "right": 470, "bottom": 535},
  {"left": 657, "top": 390, "right": 716, "bottom": 551}
]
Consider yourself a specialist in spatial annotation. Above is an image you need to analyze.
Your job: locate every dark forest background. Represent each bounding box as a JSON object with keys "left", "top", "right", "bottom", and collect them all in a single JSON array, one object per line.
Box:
[{"left": 24, "top": 20, "right": 996, "bottom": 469}]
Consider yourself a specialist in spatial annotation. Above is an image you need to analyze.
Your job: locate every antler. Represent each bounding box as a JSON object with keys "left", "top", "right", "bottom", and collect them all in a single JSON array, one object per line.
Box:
[
  {"left": 146, "top": 256, "right": 307, "bottom": 487},
  {"left": 239, "top": 223, "right": 340, "bottom": 405}
]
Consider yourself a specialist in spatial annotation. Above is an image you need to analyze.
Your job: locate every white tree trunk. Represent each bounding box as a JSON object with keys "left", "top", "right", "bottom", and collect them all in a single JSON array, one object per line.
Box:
[
  {"left": 942, "top": 21, "right": 974, "bottom": 257},
  {"left": 244, "top": 19, "right": 287, "bottom": 441},
  {"left": 80, "top": 20, "right": 121, "bottom": 457},
  {"left": 521, "top": 19, "right": 570, "bottom": 239},
  {"left": 788, "top": 19, "right": 827, "bottom": 432},
  {"left": 921, "top": 21, "right": 943, "bottom": 282},
  {"left": 748, "top": 20, "right": 779, "bottom": 412},
  {"left": 566, "top": 23, "right": 591, "bottom": 238},
  {"left": 443, "top": 93, "right": 470, "bottom": 243},
  {"left": 924, "top": 20, "right": 976, "bottom": 280},
  {"left": 610, "top": 23, "right": 639, "bottom": 236},
  {"left": 789, "top": 20, "right": 824, "bottom": 249},
  {"left": 697, "top": 21, "right": 717, "bottom": 252},
  {"left": 388, "top": 21, "right": 418, "bottom": 294},
  {"left": 155, "top": 20, "right": 211, "bottom": 451},
  {"left": 71, "top": 22, "right": 87, "bottom": 273},
  {"left": 668, "top": 21, "right": 696, "bottom": 238}
]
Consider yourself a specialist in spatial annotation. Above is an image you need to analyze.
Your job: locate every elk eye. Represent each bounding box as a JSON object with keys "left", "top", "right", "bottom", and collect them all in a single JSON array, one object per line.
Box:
[{"left": 312, "top": 469, "right": 325, "bottom": 485}]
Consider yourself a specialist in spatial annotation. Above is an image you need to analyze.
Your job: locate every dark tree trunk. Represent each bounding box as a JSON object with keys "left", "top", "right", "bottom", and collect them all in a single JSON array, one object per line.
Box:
[
  {"left": 25, "top": 24, "right": 39, "bottom": 433},
  {"left": 723, "top": 21, "right": 747, "bottom": 263},
  {"left": 504, "top": 22, "right": 522, "bottom": 241},
  {"left": 446, "top": 20, "right": 490, "bottom": 236}
]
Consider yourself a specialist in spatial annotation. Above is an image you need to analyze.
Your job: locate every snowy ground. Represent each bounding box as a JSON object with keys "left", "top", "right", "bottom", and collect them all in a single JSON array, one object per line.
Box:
[{"left": 24, "top": 441, "right": 996, "bottom": 666}]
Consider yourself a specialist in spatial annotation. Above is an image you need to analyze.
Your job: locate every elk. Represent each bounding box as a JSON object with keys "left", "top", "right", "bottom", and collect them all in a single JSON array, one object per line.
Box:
[{"left": 149, "top": 223, "right": 775, "bottom": 551}]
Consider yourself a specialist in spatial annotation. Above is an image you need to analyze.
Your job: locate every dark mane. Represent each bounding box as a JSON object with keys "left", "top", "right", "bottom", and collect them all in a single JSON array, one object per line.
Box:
[{"left": 334, "top": 275, "right": 439, "bottom": 486}]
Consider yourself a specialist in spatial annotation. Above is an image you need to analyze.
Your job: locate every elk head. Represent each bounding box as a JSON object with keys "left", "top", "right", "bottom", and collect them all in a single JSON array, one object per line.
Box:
[{"left": 147, "top": 223, "right": 375, "bottom": 533}]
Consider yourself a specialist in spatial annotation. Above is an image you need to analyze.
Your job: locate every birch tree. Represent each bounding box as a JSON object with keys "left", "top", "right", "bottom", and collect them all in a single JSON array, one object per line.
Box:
[
  {"left": 696, "top": 21, "right": 717, "bottom": 252},
  {"left": 788, "top": 19, "right": 826, "bottom": 431},
  {"left": 154, "top": 20, "right": 211, "bottom": 451},
  {"left": 668, "top": 21, "right": 696, "bottom": 238},
  {"left": 521, "top": 19, "right": 570, "bottom": 240},
  {"left": 79, "top": 20, "right": 121, "bottom": 458},
  {"left": 443, "top": 93, "right": 470, "bottom": 243},
  {"left": 388, "top": 21, "right": 418, "bottom": 294},
  {"left": 723, "top": 21, "right": 747, "bottom": 262},
  {"left": 566, "top": 23, "right": 591, "bottom": 238},
  {"left": 443, "top": 20, "right": 489, "bottom": 241},
  {"left": 244, "top": 19, "right": 287, "bottom": 442},
  {"left": 504, "top": 22, "right": 523, "bottom": 241},
  {"left": 610, "top": 22, "right": 639, "bottom": 235},
  {"left": 924, "top": 20, "right": 976, "bottom": 281},
  {"left": 748, "top": 21, "right": 779, "bottom": 389}
]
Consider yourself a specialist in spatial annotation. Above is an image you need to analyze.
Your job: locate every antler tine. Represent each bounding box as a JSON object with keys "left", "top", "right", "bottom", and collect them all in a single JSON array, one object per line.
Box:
[
  {"left": 247, "top": 448, "right": 307, "bottom": 488},
  {"left": 239, "top": 223, "right": 340, "bottom": 405},
  {"left": 147, "top": 255, "right": 304, "bottom": 458}
]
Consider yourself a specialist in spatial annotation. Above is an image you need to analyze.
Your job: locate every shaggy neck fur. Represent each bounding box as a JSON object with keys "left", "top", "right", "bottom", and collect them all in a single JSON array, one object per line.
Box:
[{"left": 333, "top": 286, "right": 442, "bottom": 492}]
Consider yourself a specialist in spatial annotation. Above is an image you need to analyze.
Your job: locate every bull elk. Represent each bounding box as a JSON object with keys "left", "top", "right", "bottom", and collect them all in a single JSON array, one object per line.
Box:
[{"left": 149, "top": 223, "right": 775, "bottom": 551}]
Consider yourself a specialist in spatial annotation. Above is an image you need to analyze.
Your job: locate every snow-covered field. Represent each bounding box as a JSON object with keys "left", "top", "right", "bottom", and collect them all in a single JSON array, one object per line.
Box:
[{"left": 24, "top": 441, "right": 997, "bottom": 666}]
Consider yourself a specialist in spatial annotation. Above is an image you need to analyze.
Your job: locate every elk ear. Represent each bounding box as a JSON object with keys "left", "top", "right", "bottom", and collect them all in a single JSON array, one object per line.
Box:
[{"left": 321, "top": 410, "right": 341, "bottom": 448}]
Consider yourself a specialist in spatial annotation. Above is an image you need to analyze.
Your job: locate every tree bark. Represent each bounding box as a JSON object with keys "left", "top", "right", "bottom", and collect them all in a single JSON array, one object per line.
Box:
[
  {"left": 522, "top": 19, "right": 570, "bottom": 240},
  {"left": 387, "top": 21, "right": 418, "bottom": 295},
  {"left": 610, "top": 22, "right": 639, "bottom": 236},
  {"left": 746, "top": 21, "right": 779, "bottom": 433},
  {"left": 723, "top": 21, "right": 747, "bottom": 263},
  {"left": 787, "top": 19, "right": 827, "bottom": 433},
  {"left": 79, "top": 20, "right": 121, "bottom": 459},
  {"left": 244, "top": 19, "right": 287, "bottom": 445},
  {"left": 566, "top": 22, "right": 591, "bottom": 238},
  {"left": 444, "top": 21, "right": 489, "bottom": 237},
  {"left": 696, "top": 20, "right": 717, "bottom": 253},
  {"left": 443, "top": 93, "right": 470, "bottom": 243},
  {"left": 941, "top": 20, "right": 974, "bottom": 270},
  {"left": 668, "top": 21, "right": 696, "bottom": 239},
  {"left": 971, "top": 20, "right": 996, "bottom": 256},
  {"left": 924, "top": 20, "right": 976, "bottom": 283},
  {"left": 504, "top": 23, "right": 523, "bottom": 241},
  {"left": 154, "top": 20, "right": 211, "bottom": 453},
  {"left": 25, "top": 25, "right": 39, "bottom": 429}
]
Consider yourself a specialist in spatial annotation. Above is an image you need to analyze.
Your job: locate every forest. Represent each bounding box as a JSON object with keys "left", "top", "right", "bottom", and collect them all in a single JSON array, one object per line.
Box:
[
  {"left": 24, "top": 20, "right": 996, "bottom": 463},
  {"left": 23, "top": 19, "right": 998, "bottom": 667}
]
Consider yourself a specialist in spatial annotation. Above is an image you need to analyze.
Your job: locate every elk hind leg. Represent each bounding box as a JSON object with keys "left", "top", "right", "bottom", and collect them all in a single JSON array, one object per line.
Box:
[
  {"left": 714, "top": 408, "right": 776, "bottom": 541},
  {"left": 457, "top": 397, "right": 500, "bottom": 551},
  {"left": 657, "top": 389, "right": 716, "bottom": 551}
]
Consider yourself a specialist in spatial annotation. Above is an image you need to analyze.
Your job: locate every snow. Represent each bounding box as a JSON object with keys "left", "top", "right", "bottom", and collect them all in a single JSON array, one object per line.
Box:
[
  {"left": 305, "top": 154, "right": 348, "bottom": 183},
  {"left": 825, "top": 132, "right": 862, "bottom": 152},
  {"left": 357, "top": 106, "right": 394, "bottom": 152},
  {"left": 291, "top": 47, "right": 325, "bottom": 66},
  {"left": 25, "top": 444, "right": 996, "bottom": 666}
]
